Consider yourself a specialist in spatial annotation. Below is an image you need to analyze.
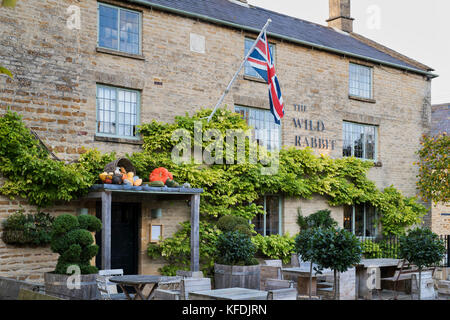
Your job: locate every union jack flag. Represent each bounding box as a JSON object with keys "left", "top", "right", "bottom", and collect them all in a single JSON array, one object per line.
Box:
[{"left": 247, "top": 31, "right": 285, "bottom": 124}]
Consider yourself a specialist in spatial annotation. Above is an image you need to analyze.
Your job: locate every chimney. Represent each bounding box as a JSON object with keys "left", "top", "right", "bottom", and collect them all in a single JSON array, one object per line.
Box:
[{"left": 327, "top": 0, "right": 354, "bottom": 33}]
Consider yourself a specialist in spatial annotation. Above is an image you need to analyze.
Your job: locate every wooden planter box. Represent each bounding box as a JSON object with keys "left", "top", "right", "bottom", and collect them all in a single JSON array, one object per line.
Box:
[
  {"left": 214, "top": 263, "right": 260, "bottom": 290},
  {"left": 44, "top": 273, "right": 99, "bottom": 300}
]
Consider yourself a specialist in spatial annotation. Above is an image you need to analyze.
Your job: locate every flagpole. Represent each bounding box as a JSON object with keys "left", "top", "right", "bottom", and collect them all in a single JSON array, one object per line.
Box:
[{"left": 207, "top": 18, "right": 272, "bottom": 122}]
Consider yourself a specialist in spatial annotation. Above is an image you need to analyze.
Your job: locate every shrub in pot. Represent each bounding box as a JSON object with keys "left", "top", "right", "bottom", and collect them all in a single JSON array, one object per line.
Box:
[
  {"left": 399, "top": 228, "right": 446, "bottom": 300},
  {"left": 45, "top": 214, "right": 102, "bottom": 300},
  {"left": 214, "top": 218, "right": 260, "bottom": 289}
]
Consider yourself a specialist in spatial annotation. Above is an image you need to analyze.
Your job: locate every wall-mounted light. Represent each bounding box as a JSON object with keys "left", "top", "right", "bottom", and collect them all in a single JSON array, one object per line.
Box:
[{"left": 151, "top": 208, "right": 162, "bottom": 219}]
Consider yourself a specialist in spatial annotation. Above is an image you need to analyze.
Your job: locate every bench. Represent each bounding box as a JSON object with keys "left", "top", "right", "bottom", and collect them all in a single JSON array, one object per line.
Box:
[{"left": 380, "top": 259, "right": 436, "bottom": 299}]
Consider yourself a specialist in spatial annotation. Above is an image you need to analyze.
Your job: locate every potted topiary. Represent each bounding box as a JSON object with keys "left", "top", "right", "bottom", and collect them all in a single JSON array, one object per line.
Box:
[
  {"left": 44, "top": 214, "right": 102, "bottom": 300},
  {"left": 214, "top": 215, "right": 260, "bottom": 289},
  {"left": 399, "top": 227, "right": 446, "bottom": 300},
  {"left": 310, "top": 227, "right": 361, "bottom": 300}
]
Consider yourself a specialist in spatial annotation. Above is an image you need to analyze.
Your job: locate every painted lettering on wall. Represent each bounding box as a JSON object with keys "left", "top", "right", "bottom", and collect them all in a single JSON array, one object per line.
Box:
[{"left": 293, "top": 104, "right": 336, "bottom": 150}]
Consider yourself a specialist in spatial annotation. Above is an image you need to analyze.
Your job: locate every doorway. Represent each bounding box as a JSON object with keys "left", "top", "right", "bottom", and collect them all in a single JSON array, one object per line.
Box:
[{"left": 95, "top": 202, "right": 140, "bottom": 275}]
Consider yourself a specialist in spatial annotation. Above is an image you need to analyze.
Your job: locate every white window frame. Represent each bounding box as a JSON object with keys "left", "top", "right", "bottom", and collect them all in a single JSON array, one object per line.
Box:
[
  {"left": 244, "top": 37, "right": 276, "bottom": 80},
  {"left": 97, "top": 2, "right": 142, "bottom": 55},
  {"left": 96, "top": 84, "right": 141, "bottom": 140},
  {"left": 235, "top": 105, "right": 282, "bottom": 151},
  {"left": 343, "top": 121, "right": 378, "bottom": 161},
  {"left": 349, "top": 63, "right": 373, "bottom": 99},
  {"left": 251, "top": 195, "right": 283, "bottom": 236},
  {"left": 344, "top": 205, "right": 378, "bottom": 238}
]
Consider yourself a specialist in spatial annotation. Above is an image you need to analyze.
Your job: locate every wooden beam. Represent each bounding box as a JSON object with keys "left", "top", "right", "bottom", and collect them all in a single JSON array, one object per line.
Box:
[
  {"left": 190, "top": 194, "right": 200, "bottom": 272},
  {"left": 101, "top": 191, "right": 112, "bottom": 270}
]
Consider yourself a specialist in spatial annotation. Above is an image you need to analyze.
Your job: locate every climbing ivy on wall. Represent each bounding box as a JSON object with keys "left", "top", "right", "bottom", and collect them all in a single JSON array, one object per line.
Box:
[{"left": 0, "top": 108, "right": 428, "bottom": 271}]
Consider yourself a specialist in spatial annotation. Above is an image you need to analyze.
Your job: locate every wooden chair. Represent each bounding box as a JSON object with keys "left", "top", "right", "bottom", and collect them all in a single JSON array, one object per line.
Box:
[
  {"left": 96, "top": 269, "right": 132, "bottom": 300},
  {"left": 379, "top": 259, "right": 436, "bottom": 300},
  {"left": 153, "top": 277, "right": 211, "bottom": 300}
]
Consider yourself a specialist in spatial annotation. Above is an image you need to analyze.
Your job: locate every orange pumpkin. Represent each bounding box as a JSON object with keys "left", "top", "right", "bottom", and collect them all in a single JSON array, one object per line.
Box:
[{"left": 149, "top": 167, "right": 173, "bottom": 184}]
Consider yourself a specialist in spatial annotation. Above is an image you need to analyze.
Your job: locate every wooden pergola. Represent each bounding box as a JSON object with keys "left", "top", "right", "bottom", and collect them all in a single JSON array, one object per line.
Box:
[{"left": 85, "top": 185, "right": 203, "bottom": 272}]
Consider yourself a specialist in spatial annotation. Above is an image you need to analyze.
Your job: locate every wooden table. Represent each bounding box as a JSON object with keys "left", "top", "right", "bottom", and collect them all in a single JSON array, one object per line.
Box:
[
  {"left": 109, "top": 275, "right": 182, "bottom": 300},
  {"left": 282, "top": 267, "right": 333, "bottom": 296},
  {"left": 189, "top": 288, "right": 268, "bottom": 300},
  {"left": 355, "top": 259, "right": 400, "bottom": 300}
]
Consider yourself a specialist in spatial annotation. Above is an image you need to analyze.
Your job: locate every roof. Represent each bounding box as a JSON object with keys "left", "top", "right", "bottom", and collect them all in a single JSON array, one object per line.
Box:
[
  {"left": 431, "top": 103, "right": 449, "bottom": 136},
  {"left": 128, "top": 0, "right": 436, "bottom": 77}
]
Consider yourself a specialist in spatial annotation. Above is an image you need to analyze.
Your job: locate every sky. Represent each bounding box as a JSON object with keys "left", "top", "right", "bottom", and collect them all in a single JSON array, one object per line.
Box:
[{"left": 247, "top": 0, "right": 450, "bottom": 105}]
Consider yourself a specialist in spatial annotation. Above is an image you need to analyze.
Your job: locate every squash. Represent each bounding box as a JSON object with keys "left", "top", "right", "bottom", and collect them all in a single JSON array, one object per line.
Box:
[
  {"left": 165, "top": 179, "right": 179, "bottom": 188},
  {"left": 149, "top": 167, "right": 173, "bottom": 184},
  {"left": 99, "top": 172, "right": 108, "bottom": 182},
  {"left": 149, "top": 180, "right": 165, "bottom": 187},
  {"left": 112, "top": 175, "right": 122, "bottom": 184},
  {"left": 127, "top": 172, "right": 134, "bottom": 180},
  {"left": 134, "top": 179, "right": 142, "bottom": 186}
]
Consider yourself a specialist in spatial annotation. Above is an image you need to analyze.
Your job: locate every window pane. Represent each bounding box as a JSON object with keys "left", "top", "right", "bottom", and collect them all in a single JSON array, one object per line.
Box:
[
  {"left": 119, "top": 9, "right": 140, "bottom": 54},
  {"left": 349, "top": 63, "right": 372, "bottom": 99},
  {"left": 99, "top": 5, "right": 118, "bottom": 50},
  {"left": 235, "top": 105, "right": 281, "bottom": 151},
  {"left": 265, "top": 196, "right": 279, "bottom": 236},
  {"left": 343, "top": 122, "right": 377, "bottom": 160},
  {"left": 365, "top": 206, "right": 377, "bottom": 237},
  {"left": 344, "top": 206, "right": 353, "bottom": 233},
  {"left": 252, "top": 198, "right": 265, "bottom": 235},
  {"left": 97, "top": 86, "right": 139, "bottom": 138},
  {"left": 244, "top": 38, "right": 274, "bottom": 80},
  {"left": 97, "top": 86, "right": 116, "bottom": 135},
  {"left": 354, "top": 204, "right": 364, "bottom": 237}
]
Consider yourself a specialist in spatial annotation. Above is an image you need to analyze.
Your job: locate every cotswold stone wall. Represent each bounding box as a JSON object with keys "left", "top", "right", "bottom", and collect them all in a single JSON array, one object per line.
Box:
[{"left": 0, "top": 0, "right": 433, "bottom": 281}]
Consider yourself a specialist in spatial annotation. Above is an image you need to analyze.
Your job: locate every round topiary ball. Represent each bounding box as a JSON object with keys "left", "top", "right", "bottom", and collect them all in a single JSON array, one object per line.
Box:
[
  {"left": 77, "top": 214, "right": 102, "bottom": 233},
  {"left": 52, "top": 214, "right": 79, "bottom": 235}
]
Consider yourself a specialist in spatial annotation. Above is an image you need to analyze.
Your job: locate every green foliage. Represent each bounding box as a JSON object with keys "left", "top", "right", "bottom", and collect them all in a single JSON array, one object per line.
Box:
[
  {"left": 0, "top": 111, "right": 115, "bottom": 208},
  {"left": 147, "top": 221, "right": 221, "bottom": 276},
  {"left": 416, "top": 133, "right": 449, "bottom": 204},
  {"left": 1, "top": 210, "right": 54, "bottom": 245},
  {"left": 296, "top": 209, "right": 338, "bottom": 231},
  {"left": 216, "top": 231, "right": 258, "bottom": 266},
  {"left": 376, "top": 187, "right": 428, "bottom": 236},
  {"left": 360, "top": 239, "right": 383, "bottom": 259},
  {"left": 310, "top": 228, "right": 362, "bottom": 273},
  {"left": 252, "top": 233, "right": 295, "bottom": 264},
  {"left": 216, "top": 215, "right": 254, "bottom": 236},
  {"left": 50, "top": 214, "right": 102, "bottom": 275},
  {"left": 78, "top": 214, "right": 103, "bottom": 232},
  {"left": 0, "top": 66, "right": 13, "bottom": 78},
  {"left": 294, "top": 229, "right": 318, "bottom": 263},
  {"left": 399, "top": 228, "right": 446, "bottom": 270}
]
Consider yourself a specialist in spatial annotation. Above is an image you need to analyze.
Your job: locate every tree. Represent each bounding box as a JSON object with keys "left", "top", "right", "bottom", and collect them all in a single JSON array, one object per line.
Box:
[
  {"left": 416, "top": 133, "right": 449, "bottom": 204},
  {"left": 311, "top": 228, "right": 362, "bottom": 300},
  {"left": 295, "top": 209, "right": 338, "bottom": 298},
  {"left": 399, "top": 228, "right": 446, "bottom": 300}
]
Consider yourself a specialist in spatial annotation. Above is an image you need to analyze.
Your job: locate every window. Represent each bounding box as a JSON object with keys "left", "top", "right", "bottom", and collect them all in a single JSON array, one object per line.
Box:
[
  {"left": 98, "top": 3, "right": 141, "bottom": 55},
  {"left": 235, "top": 106, "right": 281, "bottom": 151},
  {"left": 244, "top": 38, "right": 275, "bottom": 79},
  {"left": 344, "top": 204, "right": 378, "bottom": 237},
  {"left": 252, "top": 196, "right": 282, "bottom": 236},
  {"left": 343, "top": 121, "right": 377, "bottom": 160},
  {"left": 349, "top": 63, "right": 373, "bottom": 99},
  {"left": 96, "top": 85, "right": 140, "bottom": 139}
]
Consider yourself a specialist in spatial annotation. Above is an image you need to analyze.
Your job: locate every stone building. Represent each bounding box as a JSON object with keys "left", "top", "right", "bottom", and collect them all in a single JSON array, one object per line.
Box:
[
  {"left": 0, "top": 0, "right": 439, "bottom": 281},
  {"left": 429, "top": 103, "right": 449, "bottom": 235}
]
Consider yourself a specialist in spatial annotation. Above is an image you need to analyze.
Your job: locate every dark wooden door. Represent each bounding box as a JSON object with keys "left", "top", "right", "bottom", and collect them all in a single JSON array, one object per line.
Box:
[{"left": 95, "top": 202, "right": 140, "bottom": 275}]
